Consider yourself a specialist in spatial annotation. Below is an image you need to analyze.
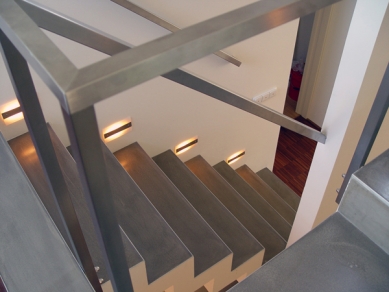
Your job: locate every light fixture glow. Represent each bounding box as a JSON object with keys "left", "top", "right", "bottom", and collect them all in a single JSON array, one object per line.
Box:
[
  {"left": 1, "top": 101, "right": 23, "bottom": 125},
  {"left": 103, "top": 119, "right": 132, "bottom": 141},
  {"left": 227, "top": 150, "right": 245, "bottom": 164},
  {"left": 175, "top": 137, "right": 198, "bottom": 155}
]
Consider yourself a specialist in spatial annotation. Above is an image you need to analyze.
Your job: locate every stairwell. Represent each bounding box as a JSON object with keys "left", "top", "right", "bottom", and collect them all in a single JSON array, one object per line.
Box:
[
  {"left": 4, "top": 125, "right": 300, "bottom": 291},
  {"left": 1, "top": 0, "right": 388, "bottom": 291}
]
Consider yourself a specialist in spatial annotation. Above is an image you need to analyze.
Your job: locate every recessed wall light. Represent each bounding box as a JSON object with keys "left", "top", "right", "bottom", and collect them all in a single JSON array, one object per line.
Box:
[
  {"left": 175, "top": 137, "right": 198, "bottom": 154},
  {"left": 227, "top": 150, "right": 245, "bottom": 164},
  {"left": 1, "top": 101, "right": 23, "bottom": 124},
  {"left": 103, "top": 119, "right": 132, "bottom": 141}
]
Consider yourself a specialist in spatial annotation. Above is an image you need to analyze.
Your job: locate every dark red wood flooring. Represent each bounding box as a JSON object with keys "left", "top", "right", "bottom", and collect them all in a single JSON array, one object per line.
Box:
[{"left": 273, "top": 116, "right": 319, "bottom": 196}]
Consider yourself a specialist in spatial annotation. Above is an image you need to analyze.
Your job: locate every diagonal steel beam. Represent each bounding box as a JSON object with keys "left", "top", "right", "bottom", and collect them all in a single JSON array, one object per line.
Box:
[
  {"left": 110, "top": 0, "right": 242, "bottom": 67},
  {"left": 0, "top": 28, "right": 102, "bottom": 292},
  {"left": 66, "top": 0, "right": 342, "bottom": 114},
  {"left": 0, "top": 0, "right": 77, "bottom": 111},
  {"left": 17, "top": 0, "right": 326, "bottom": 143},
  {"left": 163, "top": 70, "right": 326, "bottom": 143}
]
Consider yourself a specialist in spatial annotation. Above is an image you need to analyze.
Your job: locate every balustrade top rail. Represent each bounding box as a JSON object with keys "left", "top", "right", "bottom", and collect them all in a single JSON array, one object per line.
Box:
[
  {"left": 0, "top": 0, "right": 342, "bottom": 291},
  {"left": 110, "top": 0, "right": 242, "bottom": 66},
  {"left": 11, "top": 0, "right": 326, "bottom": 143}
]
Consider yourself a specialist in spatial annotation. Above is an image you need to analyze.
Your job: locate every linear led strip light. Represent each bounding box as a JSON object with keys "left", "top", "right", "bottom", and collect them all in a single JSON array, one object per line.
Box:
[
  {"left": 103, "top": 119, "right": 132, "bottom": 141},
  {"left": 227, "top": 150, "right": 245, "bottom": 164},
  {"left": 175, "top": 137, "right": 198, "bottom": 155},
  {"left": 1, "top": 101, "right": 23, "bottom": 125}
]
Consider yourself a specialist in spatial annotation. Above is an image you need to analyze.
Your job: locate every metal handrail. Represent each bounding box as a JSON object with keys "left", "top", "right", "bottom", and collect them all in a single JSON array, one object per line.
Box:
[
  {"left": 15, "top": 0, "right": 326, "bottom": 143},
  {"left": 0, "top": 0, "right": 342, "bottom": 291},
  {"left": 110, "top": 0, "right": 242, "bottom": 67}
]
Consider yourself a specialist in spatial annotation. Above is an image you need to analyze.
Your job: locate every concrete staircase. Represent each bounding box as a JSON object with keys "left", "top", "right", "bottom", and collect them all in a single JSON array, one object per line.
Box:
[
  {"left": 230, "top": 148, "right": 389, "bottom": 291},
  {"left": 3, "top": 126, "right": 301, "bottom": 292}
]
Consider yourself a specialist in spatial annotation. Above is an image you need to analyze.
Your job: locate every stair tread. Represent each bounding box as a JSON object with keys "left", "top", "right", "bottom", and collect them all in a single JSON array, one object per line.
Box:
[
  {"left": 257, "top": 167, "right": 300, "bottom": 211},
  {"left": 0, "top": 132, "right": 94, "bottom": 292},
  {"left": 214, "top": 161, "right": 292, "bottom": 241},
  {"left": 354, "top": 148, "right": 389, "bottom": 202},
  {"left": 9, "top": 130, "right": 131, "bottom": 284},
  {"left": 230, "top": 212, "right": 389, "bottom": 292},
  {"left": 10, "top": 127, "right": 192, "bottom": 285},
  {"left": 186, "top": 156, "right": 286, "bottom": 263},
  {"left": 153, "top": 150, "right": 263, "bottom": 270},
  {"left": 101, "top": 141, "right": 192, "bottom": 283},
  {"left": 114, "top": 142, "right": 231, "bottom": 276},
  {"left": 236, "top": 165, "right": 296, "bottom": 225}
]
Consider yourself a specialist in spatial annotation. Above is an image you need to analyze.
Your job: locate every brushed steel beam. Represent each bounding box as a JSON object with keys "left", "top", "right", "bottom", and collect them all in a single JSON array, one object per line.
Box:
[
  {"left": 110, "top": 0, "right": 242, "bottom": 67},
  {"left": 0, "top": 0, "right": 76, "bottom": 111},
  {"left": 65, "top": 0, "right": 342, "bottom": 113},
  {"left": 15, "top": 0, "right": 130, "bottom": 55},
  {"left": 16, "top": 0, "right": 326, "bottom": 143},
  {"left": 163, "top": 69, "right": 326, "bottom": 143},
  {"left": 0, "top": 28, "right": 102, "bottom": 292},
  {"left": 62, "top": 106, "right": 134, "bottom": 292}
]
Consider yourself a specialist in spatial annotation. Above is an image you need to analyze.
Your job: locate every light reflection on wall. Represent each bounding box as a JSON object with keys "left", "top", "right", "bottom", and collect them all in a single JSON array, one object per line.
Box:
[
  {"left": 102, "top": 119, "right": 132, "bottom": 142},
  {"left": 227, "top": 150, "right": 245, "bottom": 164},
  {"left": 175, "top": 137, "right": 198, "bottom": 155},
  {"left": 1, "top": 100, "right": 24, "bottom": 125}
]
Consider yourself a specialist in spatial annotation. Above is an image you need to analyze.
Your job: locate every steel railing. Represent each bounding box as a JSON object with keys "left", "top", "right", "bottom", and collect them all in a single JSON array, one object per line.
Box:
[{"left": 0, "top": 0, "right": 341, "bottom": 290}]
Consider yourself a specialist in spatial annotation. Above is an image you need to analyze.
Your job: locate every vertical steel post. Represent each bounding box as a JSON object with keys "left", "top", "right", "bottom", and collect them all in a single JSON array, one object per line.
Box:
[
  {"left": 0, "top": 29, "right": 102, "bottom": 292},
  {"left": 62, "top": 106, "right": 133, "bottom": 292},
  {"left": 336, "top": 64, "right": 389, "bottom": 203}
]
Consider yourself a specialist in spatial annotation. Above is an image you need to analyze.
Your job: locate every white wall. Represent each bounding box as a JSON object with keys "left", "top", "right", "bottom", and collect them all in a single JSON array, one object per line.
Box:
[
  {"left": 296, "top": 0, "right": 357, "bottom": 127},
  {"left": 0, "top": 0, "right": 299, "bottom": 171},
  {"left": 313, "top": 6, "right": 389, "bottom": 226},
  {"left": 289, "top": 0, "right": 389, "bottom": 246}
]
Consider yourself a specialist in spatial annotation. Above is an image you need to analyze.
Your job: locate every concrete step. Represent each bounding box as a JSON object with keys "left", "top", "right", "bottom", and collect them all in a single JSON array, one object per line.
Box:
[
  {"left": 114, "top": 143, "right": 232, "bottom": 292},
  {"left": 236, "top": 165, "right": 296, "bottom": 225},
  {"left": 338, "top": 148, "right": 389, "bottom": 256},
  {"left": 100, "top": 141, "right": 193, "bottom": 292},
  {"left": 0, "top": 132, "right": 94, "bottom": 292},
  {"left": 214, "top": 161, "right": 292, "bottom": 241},
  {"left": 257, "top": 167, "right": 300, "bottom": 211},
  {"left": 186, "top": 156, "right": 286, "bottom": 264},
  {"left": 9, "top": 127, "right": 193, "bottom": 292},
  {"left": 153, "top": 150, "right": 264, "bottom": 290},
  {"left": 231, "top": 148, "right": 389, "bottom": 292},
  {"left": 230, "top": 212, "right": 389, "bottom": 292}
]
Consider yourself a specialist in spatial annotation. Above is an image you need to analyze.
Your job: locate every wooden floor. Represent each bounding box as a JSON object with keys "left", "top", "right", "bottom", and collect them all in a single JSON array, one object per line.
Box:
[{"left": 273, "top": 97, "right": 319, "bottom": 196}]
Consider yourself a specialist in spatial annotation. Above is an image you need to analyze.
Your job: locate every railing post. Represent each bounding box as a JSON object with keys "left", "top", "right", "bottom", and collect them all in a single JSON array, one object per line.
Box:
[
  {"left": 0, "top": 29, "right": 102, "bottom": 292},
  {"left": 336, "top": 63, "right": 389, "bottom": 203},
  {"left": 62, "top": 106, "right": 134, "bottom": 292}
]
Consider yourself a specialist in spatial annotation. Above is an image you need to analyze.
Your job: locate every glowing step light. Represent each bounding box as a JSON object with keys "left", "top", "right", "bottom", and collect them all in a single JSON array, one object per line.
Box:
[
  {"left": 227, "top": 150, "right": 245, "bottom": 164},
  {"left": 1, "top": 101, "right": 23, "bottom": 124},
  {"left": 175, "top": 137, "right": 198, "bottom": 154},
  {"left": 103, "top": 119, "right": 132, "bottom": 141}
]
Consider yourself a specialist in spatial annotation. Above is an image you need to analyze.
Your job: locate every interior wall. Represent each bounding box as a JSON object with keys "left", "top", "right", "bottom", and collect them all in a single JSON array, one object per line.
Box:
[
  {"left": 289, "top": 0, "right": 389, "bottom": 246},
  {"left": 313, "top": 6, "right": 389, "bottom": 226},
  {"left": 0, "top": 0, "right": 299, "bottom": 171},
  {"left": 296, "top": 0, "right": 357, "bottom": 127}
]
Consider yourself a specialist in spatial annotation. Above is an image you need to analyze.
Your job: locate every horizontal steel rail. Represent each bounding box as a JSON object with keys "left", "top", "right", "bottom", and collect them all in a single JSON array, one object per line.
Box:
[
  {"left": 110, "top": 0, "right": 242, "bottom": 67},
  {"left": 16, "top": 0, "right": 326, "bottom": 143},
  {"left": 0, "top": 0, "right": 343, "bottom": 291},
  {"left": 0, "top": 0, "right": 76, "bottom": 110},
  {"left": 65, "top": 0, "right": 342, "bottom": 113}
]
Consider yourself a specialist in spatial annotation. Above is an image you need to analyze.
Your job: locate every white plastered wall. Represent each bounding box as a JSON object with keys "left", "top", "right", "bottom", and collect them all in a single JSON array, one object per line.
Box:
[
  {"left": 289, "top": 0, "right": 389, "bottom": 245},
  {"left": 0, "top": 0, "right": 299, "bottom": 171},
  {"left": 313, "top": 5, "right": 389, "bottom": 226},
  {"left": 296, "top": 0, "right": 357, "bottom": 127}
]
